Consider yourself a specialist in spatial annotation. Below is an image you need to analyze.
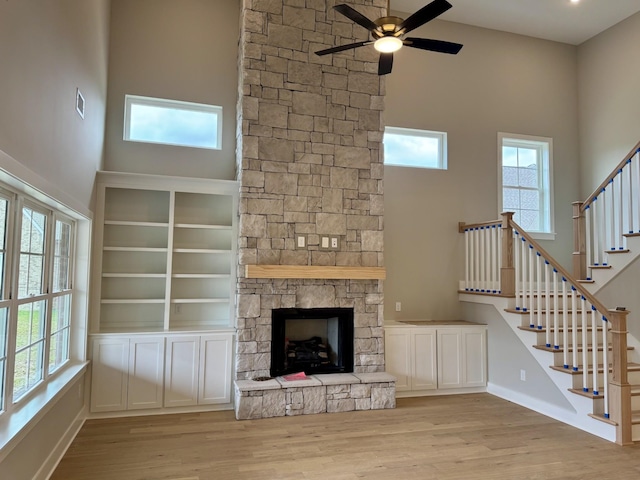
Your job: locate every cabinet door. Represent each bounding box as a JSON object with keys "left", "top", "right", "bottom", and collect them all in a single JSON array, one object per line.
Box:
[
  {"left": 412, "top": 329, "right": 437, "bottom": 391},
  {"left": 127, "top": 337, "right": 165, "bottom": 410},
  {"left": 437, "top": 329, "right": 462, "bottom": 389},
  {"left": 164, "top": 336, "right": 200, "bottom": 408},
  {"left": 199, "top": 333, "right": 233, "bottom": 404},
  {"left": 462, "top": 328, "right": 487, "bottom": 387},
  {"left": 90, "top": 337, "right": 129, "bottom": 413},
  {"left": 384, "top": 329, "right": 412, "bottom": 392}
]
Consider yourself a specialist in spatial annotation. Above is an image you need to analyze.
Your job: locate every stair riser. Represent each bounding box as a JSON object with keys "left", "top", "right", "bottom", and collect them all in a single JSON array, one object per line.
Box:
[
  {"left": 565, "top": 370, "right": 640, "bottom": 390},
  {"left": 528, "top": 331, "right": 599, "bottom": 347},
  {"left": 633, "top": 423, "right": 640, "bottom": 443},
  {"left": 631, "top": 396, "right": 640, "bottom": 411}
]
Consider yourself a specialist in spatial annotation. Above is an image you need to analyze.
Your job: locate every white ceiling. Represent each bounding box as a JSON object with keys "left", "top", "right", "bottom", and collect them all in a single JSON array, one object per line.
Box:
[{"left": 392, "top": 0, "right": 640, "bottom": 45}]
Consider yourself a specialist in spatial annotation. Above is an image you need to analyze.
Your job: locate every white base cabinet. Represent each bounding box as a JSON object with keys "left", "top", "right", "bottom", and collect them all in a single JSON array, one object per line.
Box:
[
  {"left": 91, "top": 332, "right": 233, "bottom": 413},
  {"left": 385, "top": 322, "right": 487, "bottom": 396}
]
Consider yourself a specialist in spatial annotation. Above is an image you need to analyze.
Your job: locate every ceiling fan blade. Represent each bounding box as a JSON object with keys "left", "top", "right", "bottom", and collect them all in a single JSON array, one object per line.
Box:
[
  {"left": 315, "top": 41, "right": 372, "bottom": 56},
  {"left": 334, "top": 4, "right": 378, "bottom": 32},
  {"left": 378, "top": 53, "right": 393, "bottom": 75},
  {"left": 397, "top": 0, "right": 452, "bottom": 35},
  {"left": 404, "top": 37, "right": 463, "bottom": 55}
]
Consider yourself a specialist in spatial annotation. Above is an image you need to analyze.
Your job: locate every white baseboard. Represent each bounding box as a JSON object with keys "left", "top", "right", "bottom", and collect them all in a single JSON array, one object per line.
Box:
[{"left": 37, "top": 410, "right": 86, "bottom": 480}]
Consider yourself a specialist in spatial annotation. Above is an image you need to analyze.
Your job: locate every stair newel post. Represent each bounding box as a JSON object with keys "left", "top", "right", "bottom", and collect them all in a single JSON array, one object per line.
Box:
[
  {"left": 572, "top": 201, "right": 587, "bottom": 280},
  {"left": 500, "top": 212, "right": 515, "bottom": 297},
  {"left": 607, "top": 308, "right": 632, "bottom": 445}
]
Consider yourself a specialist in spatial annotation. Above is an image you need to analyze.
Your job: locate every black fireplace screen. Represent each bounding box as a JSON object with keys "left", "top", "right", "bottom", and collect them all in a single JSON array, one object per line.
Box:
[{"left": 270, "top": 307, "right": 354, "bottom": 377}]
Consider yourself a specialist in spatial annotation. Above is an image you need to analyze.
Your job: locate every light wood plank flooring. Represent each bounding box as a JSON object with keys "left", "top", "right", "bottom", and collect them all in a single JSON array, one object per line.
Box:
[{"left": 51, "top": 394, "right": 640, "bottom": 480}]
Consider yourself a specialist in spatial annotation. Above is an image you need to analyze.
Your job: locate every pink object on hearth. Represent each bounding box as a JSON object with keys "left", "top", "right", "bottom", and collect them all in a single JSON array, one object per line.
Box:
[{"left": 282, "top": 372, "right": 308, "bottom": 381}]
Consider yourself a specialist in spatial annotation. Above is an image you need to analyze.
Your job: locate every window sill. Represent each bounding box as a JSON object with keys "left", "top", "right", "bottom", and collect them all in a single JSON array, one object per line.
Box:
[
  {"left": 528, "top": 231, "right": 556, "bottom": 241},
  {"left": 0, "top": 361, "right": 88, "bottom": 462}
]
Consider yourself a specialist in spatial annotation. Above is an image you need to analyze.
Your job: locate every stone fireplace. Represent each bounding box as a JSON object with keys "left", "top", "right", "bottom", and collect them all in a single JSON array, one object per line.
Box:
[{"left": 233, "top": 0, "right": 394, "bottom": 419}]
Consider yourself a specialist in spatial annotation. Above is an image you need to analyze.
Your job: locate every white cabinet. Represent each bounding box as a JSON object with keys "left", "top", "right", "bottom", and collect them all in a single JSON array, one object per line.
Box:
[
  {"left": 163, "top": 333, "right": 233, "bottom": 408},
  {"left": 385, "top": 322, "right": 487, "bottom": 397},
  {"left": 385, "top": 328, "right": 436, "bottom": 392},
  {"left": 91, "top": 332, "right": 233, "bottom": 413}
]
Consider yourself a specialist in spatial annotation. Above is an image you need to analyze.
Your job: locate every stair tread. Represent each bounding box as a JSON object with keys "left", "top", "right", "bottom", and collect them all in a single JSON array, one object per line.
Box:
[
  {"left": 518, "top": 325, "right": 603, "bottom": 333},
  {"left": 506, "top": 308, "right": 593, "bottom": 315},
  {"left": 534, "top": 344, "right": 634, "bottom": 353},
  {"left": 550, "top": 362, "right": 640, "bottom": 375},
  {"left": 590, "top": 265, "right": 612, "bottom": 269},
  {"left": 568, "top": 388, "right": 604, "bottom": 399},
  {"left": 588, "top": 413, "right": 618, "bottom": 426},
  {"left": 605, "top": 249, "right": 630, "bottom": 254}
]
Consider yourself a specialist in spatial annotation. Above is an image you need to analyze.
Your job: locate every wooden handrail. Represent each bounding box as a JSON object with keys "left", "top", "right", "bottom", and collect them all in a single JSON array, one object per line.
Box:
[
  {"left": 458, "top": 219, "right": 502, "bottom": 233},
  {"left": 581, "top": 141, "right": 640, "bottom": 211},
  {"left": 510, "top": 219, "right": 611, "bottom": 316}
]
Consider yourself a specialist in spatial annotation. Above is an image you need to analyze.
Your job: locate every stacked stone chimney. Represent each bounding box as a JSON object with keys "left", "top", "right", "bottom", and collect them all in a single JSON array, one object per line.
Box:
[{"left": 235, "top": 0, "right": 387, "bottom": 381}]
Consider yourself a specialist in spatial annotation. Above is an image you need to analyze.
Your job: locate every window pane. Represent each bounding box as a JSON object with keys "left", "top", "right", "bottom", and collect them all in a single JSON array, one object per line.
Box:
[
  {"left": 49, "top": 329, "right": 69, "bottom": 374},
  {"left": 502, "top": 146, "right": 519, "bottom": 167},
  {"left": 0, "top": 307, "right": 7, "bottom": 411},
  {"left": 502, "top": 166, "right": 519, "bottom": 187},
  {"left": 14, "top": 301, "right": 46, "bottom": 400},
  {"left": 520, "top": 210, "right": 541, "bottom": 231},
  {"left": 517, "top": 147, "right": 538, "bottom": 168},
  {"left": 503, "top": 188, "right": 520, "bottom": 210},
  {"left": 518, "top": 165, "right": 538, "bottom": 188},
  {"left": 384, "top": 127, "right": 446, "bottom": 169},
  {"left": 520, "top": 189, "right": 540, "bottom": 210},
  {"left": 125, "top": 95, "right": 222, "bottom": 150},
  {"left": 53, "top": 220, "right": 72, "bottom": 292},
  {"left": 0, "top": 198, "right": 7, "bottom": 250},
  {"left": 51, "top": 294, "right": 71, "bottom": 333}
]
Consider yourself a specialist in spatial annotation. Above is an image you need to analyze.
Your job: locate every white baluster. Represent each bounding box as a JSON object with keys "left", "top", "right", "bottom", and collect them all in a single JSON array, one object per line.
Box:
[
  {"left": 545, "top": 261, "right": 551, "bottom": 347},
  {"left": 536, "top": 252, "right": 542, "bottom": 329},
  {"left": 473, "top": 228, "right": 479, "bottom": 291},
  {"left": 497, "top": 225, "right": 502, "bottom": 292},
  {"left": 614, "top": 172, "right": 623, "bottom": 250},
  {"left": 625, "top": 160, "right": 633, "bottom": 237},
  {"left": 602, "top": 316, "right": 610, "bottom": 419},
  {"left": 585, "top": 205, "right": 592, "bottom": 279},
  {"left": 592, "top": 197, "right": 601, "bottom": 266},
  {"left": 480, "top": 226, "right": 486, "bottom": 292},
  {"left": 581, "top": 296, "right": 589, "bottom": 392},
  {"left": 465, "top": 229, "right": 470, "bottom": 290},
  {"left": 562, "top": 278, "right": 569, "bottom": 368},
  {"left": 492, "top": 225, "right": 498, "bottom": 293},
  {"left": 514, "top": 232, "right": 521, "bottom": 309},
  {"left": 528, "top": 245, "right": 535, "bottom": 328},
  {"left": 571, "top": 287, "right": 578, "bottom": 371},
  {"left": 553, "top": 269, "right": 560, "bottom": 350},
  {"left": 591, "top": 304, "right": 599, "bottom": 395},
  {"left": 633, "top": 153, "right": 640, "bottom": 233}
]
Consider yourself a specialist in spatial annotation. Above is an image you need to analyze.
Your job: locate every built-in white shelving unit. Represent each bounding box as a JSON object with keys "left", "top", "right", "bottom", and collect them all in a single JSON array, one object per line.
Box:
[{"left": 89, "top": 172, "right": 238, "bottom": 415}]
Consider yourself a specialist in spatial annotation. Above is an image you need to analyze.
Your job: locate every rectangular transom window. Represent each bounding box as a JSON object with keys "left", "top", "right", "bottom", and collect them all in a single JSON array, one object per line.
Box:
[
  {"left": 383, "top": 127, "right": 447, "bottom": 169},
  {"left": 124, "top": 95, "right": 222, "bottom": 150},
  {"left": 499, "top": 133, "right": 554, "bottom": 239}
]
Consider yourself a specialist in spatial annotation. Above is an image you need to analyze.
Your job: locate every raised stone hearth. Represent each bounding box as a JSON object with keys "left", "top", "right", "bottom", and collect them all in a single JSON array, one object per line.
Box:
[
  {"left": 234, "top": 0, "right": 392, "bottom": 419},
  {"left": 235, "top": 372, "right": 395, "bottom": 419}
]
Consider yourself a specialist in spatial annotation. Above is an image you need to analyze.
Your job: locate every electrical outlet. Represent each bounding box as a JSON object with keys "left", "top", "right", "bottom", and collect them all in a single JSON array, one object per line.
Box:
[
  {"left": 330, "top": 236, "right": 339, "bottom": 249},
  {"left": 395, "top": 302, "right": 401, "bottom": 312},
  {"left": 520, "top": 369, "right": 526, "bottom": 381}
]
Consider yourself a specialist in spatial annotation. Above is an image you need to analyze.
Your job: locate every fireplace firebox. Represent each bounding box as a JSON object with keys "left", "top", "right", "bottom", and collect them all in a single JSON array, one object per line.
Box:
[{"left": 270, "top": 308, "right": 354, "bottom": 377}]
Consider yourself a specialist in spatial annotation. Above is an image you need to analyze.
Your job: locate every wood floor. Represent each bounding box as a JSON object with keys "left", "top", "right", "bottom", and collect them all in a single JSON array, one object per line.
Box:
[{"left": 52, "top": 394, "right": 640, "bottom": 480}]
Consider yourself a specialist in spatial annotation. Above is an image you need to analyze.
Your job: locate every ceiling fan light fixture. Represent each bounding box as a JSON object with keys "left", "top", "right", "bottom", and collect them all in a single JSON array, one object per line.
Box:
[{"left": 374, "top": 36, "right": 403, "bottom": 53}]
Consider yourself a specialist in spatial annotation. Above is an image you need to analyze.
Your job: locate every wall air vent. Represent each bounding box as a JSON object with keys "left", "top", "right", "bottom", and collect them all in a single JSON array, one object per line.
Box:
[{"left": 76, "top": 88, "right": 85, "bottom": 119}]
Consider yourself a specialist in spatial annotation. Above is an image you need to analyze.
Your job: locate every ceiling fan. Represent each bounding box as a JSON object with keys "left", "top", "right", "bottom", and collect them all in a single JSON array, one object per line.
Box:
[{"left": 315, "top": 0, "right": 463, "bottom": 75}]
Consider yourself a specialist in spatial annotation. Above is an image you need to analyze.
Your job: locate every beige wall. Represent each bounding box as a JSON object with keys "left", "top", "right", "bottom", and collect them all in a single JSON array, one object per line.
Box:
[
  {"left": 104, "top": 0, "right": 239, "bottom": 180},
  {"left": 384, "top": 18, "right": 580, "bottom": 321},
  {"left": 577, "top": 12, "right": 640, "bottom": 198},
  {"left": 0, "top": 0, "right": 110, "bottom": 209}
]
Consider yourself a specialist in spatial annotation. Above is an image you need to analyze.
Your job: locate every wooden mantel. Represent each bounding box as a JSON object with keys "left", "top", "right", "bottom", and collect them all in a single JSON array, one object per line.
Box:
[{"left": 245, "top": 265, "right": 386, "bottom": 280}]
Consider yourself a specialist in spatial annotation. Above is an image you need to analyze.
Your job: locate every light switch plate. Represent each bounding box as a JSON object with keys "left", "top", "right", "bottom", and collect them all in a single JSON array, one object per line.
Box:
[
  {"left": 320, "top": 236, "right": 330, "bottom": 250},
  {"left": 296, "top": 234, "right": 307, "bottom": 249}
]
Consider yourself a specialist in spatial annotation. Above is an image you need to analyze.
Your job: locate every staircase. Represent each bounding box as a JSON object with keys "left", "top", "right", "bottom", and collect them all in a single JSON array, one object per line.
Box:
[{"left": 458, "top": 142, "right": 640, "bottom": 445}]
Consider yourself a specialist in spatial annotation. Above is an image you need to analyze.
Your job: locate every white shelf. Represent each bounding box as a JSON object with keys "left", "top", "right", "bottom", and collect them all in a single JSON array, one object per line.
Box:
[
  {"left": 171, "top": 274, "right": 230, "bottom": 279},
  {"left": 173, "top": 248, "right": 230, "bottom": 254},
  {"left": 174, "top": 223, "right": 232, "bottom": 230},
  {"left": 105, "top": 220, "right": 169, "bottom": 228},
  {"left": 104, "top": 246, "right": 168, "bottom": 253},
  {"left": 101, "top": 299, "right": 166, "bottom": 304},
  {"left": 103, "top": 273, "right": 166, "bottom": 278},
  {"left": 170, "top": 298, "right": 229, "bottom": 304}
]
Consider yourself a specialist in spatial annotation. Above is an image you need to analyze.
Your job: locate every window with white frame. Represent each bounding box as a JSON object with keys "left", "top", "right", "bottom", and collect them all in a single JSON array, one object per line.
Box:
[
  {"left": 499, "top": 133, "right": 554, "bottom": 238},
  {"left": 0, "top": 189, "right": 75, "bottom": 411},
  {"left": 383, "top": 127, "right": 447, "bottom": 169},
  {"left": 124, "top": 94, "right": 223, "bottom": 150}
]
